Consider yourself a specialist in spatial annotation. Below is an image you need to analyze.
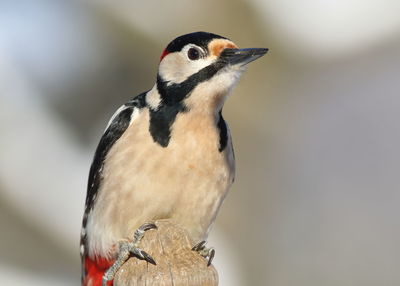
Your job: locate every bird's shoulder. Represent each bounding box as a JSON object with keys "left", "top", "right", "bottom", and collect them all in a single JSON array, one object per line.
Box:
[
  {"left": 80, "top": 91, "right": 148, "bottom": 277},
  {"left": 84, "top": 92, "right": 148, "bottom": 214}
]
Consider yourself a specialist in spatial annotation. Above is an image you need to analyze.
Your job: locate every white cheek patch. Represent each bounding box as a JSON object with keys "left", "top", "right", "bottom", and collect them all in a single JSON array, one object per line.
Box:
[
  {"left": 145, "top": 86, "right": 162, "bottom": 110},
  {"left": 159, "top": 52, "right": 215, "bottom": 84},
  {"left": 184, "top": 68, "right": 244, "bottom": 111},
  {"left": 205, "top": 68, "right": 244, "bottom": 94}
]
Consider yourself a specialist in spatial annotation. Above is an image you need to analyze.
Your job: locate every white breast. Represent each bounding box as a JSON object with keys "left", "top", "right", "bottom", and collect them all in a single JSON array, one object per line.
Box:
[{"left": 86, "top": 107, "right": 235, "bottom": 259}]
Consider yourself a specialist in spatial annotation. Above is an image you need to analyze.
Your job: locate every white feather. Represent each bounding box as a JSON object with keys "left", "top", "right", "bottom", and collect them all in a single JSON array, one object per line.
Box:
[{"left": 103, "top": 105, "right": 129, "bottom": 133}]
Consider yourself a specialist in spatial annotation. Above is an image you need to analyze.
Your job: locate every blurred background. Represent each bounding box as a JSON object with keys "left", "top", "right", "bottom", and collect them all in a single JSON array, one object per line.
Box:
[{"left": 1, "top": 0, "right": 400, "bottom": 285}]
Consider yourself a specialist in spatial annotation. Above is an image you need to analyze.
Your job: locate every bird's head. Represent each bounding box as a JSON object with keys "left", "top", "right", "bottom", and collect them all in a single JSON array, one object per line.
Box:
[{"left": 147, "top": 32, "right": 267, "bottom": 112}]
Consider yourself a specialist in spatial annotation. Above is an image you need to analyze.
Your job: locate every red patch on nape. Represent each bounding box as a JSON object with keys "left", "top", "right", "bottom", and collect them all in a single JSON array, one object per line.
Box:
[
  {"left": 160, "top": 48, "right": 170, "bottom": 61},
  {"left": 83, "top": 256, "right": 115, "bottom": 286}
]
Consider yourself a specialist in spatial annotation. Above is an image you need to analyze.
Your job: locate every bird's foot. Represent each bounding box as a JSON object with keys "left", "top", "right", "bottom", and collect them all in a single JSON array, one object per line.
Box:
[
  {"left": 102, "top": 222, "right": 157, "bottom": 286},
  {"left": 192, "top": 240, "right": 215, "bottom": 267}
]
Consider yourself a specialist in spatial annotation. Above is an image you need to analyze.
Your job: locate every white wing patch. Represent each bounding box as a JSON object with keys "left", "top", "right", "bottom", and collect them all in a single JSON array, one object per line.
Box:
[
  {"left": 129, "top": 107, "right": 140, "bottom": 125},
  {"left": 104, "top": 104, "right": 141, "bottom": 134},
  {"left": 103, "top": 105, "right": 130, "bottom": 133}
]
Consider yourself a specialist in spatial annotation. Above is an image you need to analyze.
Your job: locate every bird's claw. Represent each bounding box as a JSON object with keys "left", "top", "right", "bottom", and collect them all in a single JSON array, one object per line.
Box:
[
  {"left": 134, "top": 222, "right": 157, "bottom": 241},
  {"left": 131, "top": 222, "right": 157, "bottom": 264},
  {"left": 139, "top": 222, "right": 158, "bottom": 232},
  {"left": 102, "top": 222, "right": 157, "bottom": 286},
  {"left": 135, "top": 248, "right": 156, "bottom": 265},
  {"left": 192, "top": 240, "right": 215, "bottom": 266},
  {"left": 192, "top": 240, "right": 206, "bottom": 251}
]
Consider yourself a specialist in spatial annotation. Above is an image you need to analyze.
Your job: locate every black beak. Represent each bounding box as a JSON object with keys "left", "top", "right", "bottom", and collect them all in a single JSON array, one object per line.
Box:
[{"left": 220, "top": 48, "right": 268, "bottom": 66}]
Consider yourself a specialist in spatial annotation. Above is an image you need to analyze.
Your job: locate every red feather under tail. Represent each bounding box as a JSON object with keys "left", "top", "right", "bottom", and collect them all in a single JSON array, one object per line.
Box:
[{"left": 83, "top": 256, "right": 115, "bottom": 286}]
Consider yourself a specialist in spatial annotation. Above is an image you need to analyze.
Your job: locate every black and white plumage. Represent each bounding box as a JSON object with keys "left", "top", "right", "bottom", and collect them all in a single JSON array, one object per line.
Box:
[{"left": 80, "top": 32, "right": 267, "bottom": 285}]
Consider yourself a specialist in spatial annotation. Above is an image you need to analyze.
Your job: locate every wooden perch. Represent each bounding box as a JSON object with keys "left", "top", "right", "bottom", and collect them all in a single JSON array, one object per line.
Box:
[{"left": 114, "top": 219, "right": 218, "bottom": 286}]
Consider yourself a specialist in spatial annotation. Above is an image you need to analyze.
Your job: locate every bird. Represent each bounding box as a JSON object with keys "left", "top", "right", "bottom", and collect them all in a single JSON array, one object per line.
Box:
[{"left": 80, "top": 31, "right": 267, "bottom": 286}]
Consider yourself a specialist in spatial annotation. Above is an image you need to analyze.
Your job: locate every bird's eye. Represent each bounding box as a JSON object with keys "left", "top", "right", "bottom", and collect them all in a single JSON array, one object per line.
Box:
[{"left": 187, "top": 48, "right": 201, "bottom": 60}]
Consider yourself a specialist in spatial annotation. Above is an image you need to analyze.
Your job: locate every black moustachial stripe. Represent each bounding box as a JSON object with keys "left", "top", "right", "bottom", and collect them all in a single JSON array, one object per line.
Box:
[
  {"left": 149, "top": 59, "right": 227, "bottom": 147},
  {"left": 149, "top": 103, "right": 186, "bottom": 147},
  {"left": 147, "top": 32, "right": 230, "bottom": 148},
  {"left": 156, "top": 59, "right": 225, "bottom": 105},
  {"left": 217, "top": 111, "right": 228, "bottom": 152}
]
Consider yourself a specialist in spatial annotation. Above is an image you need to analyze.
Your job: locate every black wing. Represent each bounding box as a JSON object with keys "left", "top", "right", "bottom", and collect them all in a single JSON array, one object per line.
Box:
[
  {"left": 85, "top": 107, "right": 132, "bottom": 211},
  {"left": 83, "top": 92, "right": 146, "bottom": 217},
  {"left": 80, "top": 92, "right": 146, "bottom": 280}
]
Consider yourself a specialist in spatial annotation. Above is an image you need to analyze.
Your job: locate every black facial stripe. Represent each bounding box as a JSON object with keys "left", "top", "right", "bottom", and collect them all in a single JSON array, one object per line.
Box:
[
  {"left": 150, "top": 32, "right": 229, "bottom": 148},
  {"left": 217, "top": 111, "right": 228, "bottom": 152},
  {"left": 157, "top": 60, "right": 226, "bottom": 105},
  {"left": 149, "top": 60, "right": 226, "bottom": 147},
  {"left": 149, "top": 103, "right": 186, "bottom": 147},
  {"left": 166, "top": 31, "right": 227, "bottom": 53},
  {"left": 150, "top": 57, "right": 228, "bottom": 148}
]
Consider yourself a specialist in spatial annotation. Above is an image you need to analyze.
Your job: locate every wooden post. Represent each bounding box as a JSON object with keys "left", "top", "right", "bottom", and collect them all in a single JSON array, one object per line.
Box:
[{"left": 114, "top": 219, "right": 218, "bottom": 286}]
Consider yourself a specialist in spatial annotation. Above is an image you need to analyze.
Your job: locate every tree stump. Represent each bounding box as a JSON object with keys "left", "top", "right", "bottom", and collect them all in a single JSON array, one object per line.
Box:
[{"left": 114, "top": 219, "right": 218, "bottom": 286}]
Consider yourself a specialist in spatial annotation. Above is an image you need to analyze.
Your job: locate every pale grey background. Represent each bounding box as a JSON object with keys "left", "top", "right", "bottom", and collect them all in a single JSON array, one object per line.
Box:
[{"left": 1, "top": 0, "right": 400, "bottom": 285}]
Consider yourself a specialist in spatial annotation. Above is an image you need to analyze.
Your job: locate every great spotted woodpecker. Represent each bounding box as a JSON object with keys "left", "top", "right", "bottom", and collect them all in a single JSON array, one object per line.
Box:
[{"left": 80, "top": 31, "right": 267, "bottom": 286}]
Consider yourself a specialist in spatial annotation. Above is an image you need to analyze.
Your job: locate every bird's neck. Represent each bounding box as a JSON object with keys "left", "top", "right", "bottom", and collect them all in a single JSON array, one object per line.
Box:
[
  {"left": 146, "top": 84, "right": 226, "bottom": 119},
  {"left": 145, "top": 86, "right": 226, "bottom": 148}
]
